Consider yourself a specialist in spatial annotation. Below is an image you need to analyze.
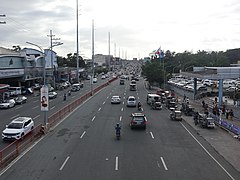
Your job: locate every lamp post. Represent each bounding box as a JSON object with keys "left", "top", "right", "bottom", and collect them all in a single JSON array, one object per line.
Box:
[
  {"left": 91, "top": 19, "right": 95, "bottom": 96},
  {"left": 26, "top": 41, "right": 48, "bottom": 128},
  {"left": 0, "top": 14, "right": 6, "bottom": 24}
]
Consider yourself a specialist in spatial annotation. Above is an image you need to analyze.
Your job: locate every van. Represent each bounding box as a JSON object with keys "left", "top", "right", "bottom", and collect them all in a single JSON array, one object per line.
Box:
[
  {"left": 147, "top": 94, "right": 161, "bottom": 105},
  {"left": 8, "top": 87, "right": 22, "bottom": 96}
]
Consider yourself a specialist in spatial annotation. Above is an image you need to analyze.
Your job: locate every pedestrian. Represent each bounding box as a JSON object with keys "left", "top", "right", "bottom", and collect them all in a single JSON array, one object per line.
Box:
[
  {"left": 202, "top": 100, "right": 205, "bottom": 108},
  {"left": 222, "top": 104, "right": 226, "bottom": 115},
  {"left": 215, "top": 97, "right": 218, "bottom": 104},
  {"left": 229, "top": 109, "right": 234, "bottom": 121},
  {"left": 183, "top": 94, "right": 186, "bottom": 102},
  {"left": 226, "top": 109, "right": 229, "bottom": 119}
]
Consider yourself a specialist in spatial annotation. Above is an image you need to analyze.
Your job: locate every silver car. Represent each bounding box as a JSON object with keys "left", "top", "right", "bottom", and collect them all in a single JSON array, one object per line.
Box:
[{"left": 127, "top": 96, "right": 136, "bottom": 107}]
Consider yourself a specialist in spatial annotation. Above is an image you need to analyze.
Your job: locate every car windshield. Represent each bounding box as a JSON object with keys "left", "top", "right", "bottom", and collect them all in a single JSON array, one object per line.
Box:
[
  {"left": 7, "top": 122, "right": 23, "bottom": 129},
  {"left": 129, "top": 98, "right": 135, "bottom": 101}
]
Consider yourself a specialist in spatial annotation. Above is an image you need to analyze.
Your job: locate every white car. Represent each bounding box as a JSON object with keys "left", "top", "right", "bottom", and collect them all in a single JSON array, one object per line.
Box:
[
  {"left": 93, "top": 77, "right": 98, "bottom": 83},
  {"left": 2, "top": 117, "right": 34, "bottom": 140},
  {"left": 127, "top": 96, "right": 137, "bottom": 107},
  {"left": 101, "top": 75, "right": 106, "bottom": 79},
  {"left": 111, "top": 96, "right": 121, "bottom": 104},
  {"left": 0, "top": 99, "right": 15, "bottom": 109},
  {"left": 48, "top": 92, "right": 58, "bottom": 99}
]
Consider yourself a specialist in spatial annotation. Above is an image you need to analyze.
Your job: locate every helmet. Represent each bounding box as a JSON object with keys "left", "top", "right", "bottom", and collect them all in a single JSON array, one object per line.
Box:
[{"left": 116, "top": 123, "right": 120, "bottom": 127}]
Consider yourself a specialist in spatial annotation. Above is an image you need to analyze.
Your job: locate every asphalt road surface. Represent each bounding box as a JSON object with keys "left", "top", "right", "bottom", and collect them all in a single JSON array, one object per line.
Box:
[
  {"left": 0, "top": 78, "right": 107, "bottom": 149},
  {"left": 0, "top": 78, "right": 239, "bottom": 180}
]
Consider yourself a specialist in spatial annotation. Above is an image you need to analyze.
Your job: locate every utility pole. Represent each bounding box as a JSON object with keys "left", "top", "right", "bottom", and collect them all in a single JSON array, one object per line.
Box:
[
  {"left": 108, "top": 32, "right": 111, "bottom": 71},
  {"left": 47, "top": 30, "right": 61, "bottom": 88},
  {"left": 0, "top": 14, "right": 6, "bottom": 24},
  {"left": 76, "top": 0, "right": 80, "bottom": 83},
  {"left": 91, "top": 19, "right": 95, "bottom": 95}
]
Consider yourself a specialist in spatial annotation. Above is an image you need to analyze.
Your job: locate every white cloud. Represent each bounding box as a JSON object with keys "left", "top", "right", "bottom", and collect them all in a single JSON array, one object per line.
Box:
[{"left": 1, "top": 0, "right": 240, "bottom": 59}]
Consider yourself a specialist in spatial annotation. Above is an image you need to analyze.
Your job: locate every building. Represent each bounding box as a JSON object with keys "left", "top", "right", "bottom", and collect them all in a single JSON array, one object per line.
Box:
[{"left": 0, "top": 46, "right": 58, "bottom": 99}]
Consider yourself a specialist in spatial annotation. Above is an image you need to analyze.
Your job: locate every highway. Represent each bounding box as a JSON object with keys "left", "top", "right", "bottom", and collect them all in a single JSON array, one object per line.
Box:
[{"left": 0, "top": 77, "right": 239, "bottom": 180}]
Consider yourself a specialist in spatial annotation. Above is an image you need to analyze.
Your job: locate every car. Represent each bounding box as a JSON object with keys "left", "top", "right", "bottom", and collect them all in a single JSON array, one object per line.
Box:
[
  {"left": 86, "top": 75, "right": 91, "bottom": 80},
  {"left": 0, "top": 99, "right": 15, "bottom": 109},
  {"left": 120, "top": 79, "right": 125, "bottom": 85},
  {"left": 127, "top": 96, "right": 137, "bottom": 107},
  {"left": 71, "top": 83, "right": 81, "bottom": 91},
  {"left": 48, "top": 92, "right": 58, "bottom": 99},
  {"left": 111, "top": 96, "right": 121, "bottom": 104},
  {"left": 101, "top": 75, "right": 106, "bottom": 79},
  {"left": 170, "top": 110, "right": 182, "bottom": 121},
  {"left": 130, "top": 113, "right": 147, "bottom": 129},
  {"left": 15, "top": 96, "right": 27, "bottom": 105},
  {"left": 93, "top": 77, "right": 98, "bottom": 83},
  {"left": 2, "top": 117, "right": 34, "bottom": 141},
  {"left": 226, "top": 86, "right": 239, "bottom": 92}
]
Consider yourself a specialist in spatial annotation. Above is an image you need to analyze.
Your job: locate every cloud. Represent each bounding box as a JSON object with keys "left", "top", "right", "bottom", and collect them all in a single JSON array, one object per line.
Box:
[{"left": 1, "top": 0, "right": 240, "bottom": 59}]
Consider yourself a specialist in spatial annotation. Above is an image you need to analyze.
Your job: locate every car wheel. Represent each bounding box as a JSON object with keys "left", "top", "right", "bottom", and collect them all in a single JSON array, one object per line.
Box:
[{"left": 21, "top": 133, "right": 24, "bottom": 140}]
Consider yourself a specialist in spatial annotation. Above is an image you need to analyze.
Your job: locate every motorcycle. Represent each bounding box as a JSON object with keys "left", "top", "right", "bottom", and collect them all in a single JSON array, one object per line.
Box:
[
  {"left": 138, "top": 105, "right": 142, "bottom": 111},
  {"left": 116, "top": 130, "right": 121, "bottom": 140},
  {"left": 115, "top": 124, "right": 121, "bottom": 140},
  {"left": 63, "top": 94, "right": 66, "bottom": 101}
]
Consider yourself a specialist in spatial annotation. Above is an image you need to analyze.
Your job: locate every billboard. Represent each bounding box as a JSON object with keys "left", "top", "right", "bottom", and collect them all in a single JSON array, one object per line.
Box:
[{"left": 40, "top": 85, "right": 49, "bottom": 111}]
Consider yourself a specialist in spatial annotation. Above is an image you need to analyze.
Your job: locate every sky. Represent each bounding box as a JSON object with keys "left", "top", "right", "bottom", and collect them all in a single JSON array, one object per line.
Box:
[{"left": 1, "top": 0, "right": 240, "bottom": 60}]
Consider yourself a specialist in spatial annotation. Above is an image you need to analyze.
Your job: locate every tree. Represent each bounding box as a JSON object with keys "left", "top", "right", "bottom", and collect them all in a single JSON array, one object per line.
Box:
[{"left": 142, "top": 61, "right": 164, "bottom": 87}]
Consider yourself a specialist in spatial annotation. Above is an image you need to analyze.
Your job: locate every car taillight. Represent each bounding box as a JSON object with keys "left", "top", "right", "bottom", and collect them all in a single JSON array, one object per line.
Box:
[
  {"left": 142, "top": 121, "right": 146, "bottom": 125},
  {"left": 131, "top": 121, "right": 137, "bottom": 125}
]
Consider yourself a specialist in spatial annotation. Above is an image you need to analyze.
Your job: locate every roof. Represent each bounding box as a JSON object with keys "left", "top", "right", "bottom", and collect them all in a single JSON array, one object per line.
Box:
[
  {"left": 0, "top": 47, "right": 20, "bottom": 55},
  {"left": 12, "top": 117, "right": 32, "bottom": 122},
  {"left": 132, "top": 112, "right": 145, "bottom": 116}
]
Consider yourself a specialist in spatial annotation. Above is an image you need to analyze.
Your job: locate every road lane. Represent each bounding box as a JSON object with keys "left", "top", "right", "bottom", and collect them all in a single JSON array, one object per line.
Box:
[{"left": 0, "top": 77, "right": 239, "bottom": 180}]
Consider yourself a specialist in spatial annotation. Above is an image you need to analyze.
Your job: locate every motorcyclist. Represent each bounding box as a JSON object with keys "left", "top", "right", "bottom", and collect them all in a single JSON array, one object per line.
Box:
[
  {"left": 137, "top": 102, "right": 142, "bottom": 110},
  {"left": 68, "top": 90, "right": 71, "bottom": 96},
  {"left": 115, "top": 123, "right": 121, "bottom": 136},
  {"left": 63, "top": 93, "right": 67, "bottom": 101}
]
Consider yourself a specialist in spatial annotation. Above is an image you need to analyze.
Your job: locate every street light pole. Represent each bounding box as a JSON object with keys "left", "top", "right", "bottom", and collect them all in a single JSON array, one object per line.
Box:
[
  {"left": 91, "top": 19, "right": 95, "bottom": 96},
  {"left": 0, "top": 14, "right": 6, "bottom": 24},
  {"left": 76, "top": 0, "right": 80, "bottom": 83},
  {"left": 26, "top": 41, "right": 48, "bottom": 128}
]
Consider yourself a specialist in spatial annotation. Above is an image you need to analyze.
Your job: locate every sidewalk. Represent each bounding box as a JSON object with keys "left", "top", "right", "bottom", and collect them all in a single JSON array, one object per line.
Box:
[{"left": 179, "top": 95, "right": 240, "bottom": 173}]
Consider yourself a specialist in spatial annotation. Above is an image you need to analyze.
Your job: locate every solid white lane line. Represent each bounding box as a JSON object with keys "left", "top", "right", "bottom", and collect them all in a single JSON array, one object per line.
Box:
[
  {"left": 15, "top": 106, "right": 22, "bottom": 110},
  {"left": 92, "top": 116, "right": 96, "bottom": 121},
  {"left": 121, "top": 107, "right": 123, "bottom": 111},
  {"left": 115, "top": 156, "right": 119, "bottom": 171},
  {"left": 50, "top": 106, "right": 55, "bottom": 110},
  {"left": 32, "top": 106, "right": 39, "bottom": 109},
  {"left": 80, "top": 131, "right": 86, "bottom": 139},
  {"left": 150, "top": 132, "right": 154, "bottom": 139},
  {"left": 160, "top": 157, "right": 168, "bottom": 171},
  {"left": 119, "top": 116, "right": 122, "bottom": 122},
  {"left": 180, "top": 122, "right": 235, "bottom": 180},
  {"left": 59, "top": 156, "right": 70, "bottom": 171},
  {"left": 10, "top": 114, "right": 20, "bottom": 120},
  {"left": 33, "top": 114, "right": 40, "bottom": 120},
  {"left": 103, "top": 101, "right": 106, "bottom": 105},
  {"left": 98, "top": 107, "right": 101, "bottom": 111}
]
